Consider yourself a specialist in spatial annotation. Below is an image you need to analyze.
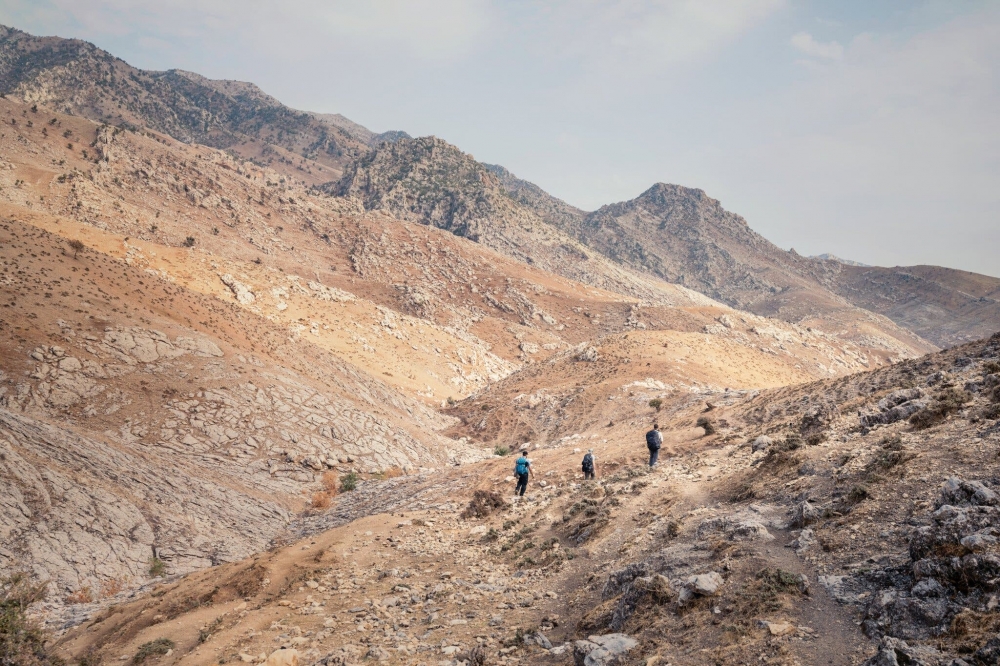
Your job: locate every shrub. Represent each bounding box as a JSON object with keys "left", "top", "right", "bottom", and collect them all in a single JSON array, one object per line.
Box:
[
  {"left": 696, "top": 416, "right": 715, "bottom": 435},
  {"left": 732, "top": 568, "right": 804, "bottom": 620},
  {"left": 493, "top": 445, "right": 510, "bottom": 457},
  {"left": 983, "top": 361, "right": 1000, "bottom": 374},
  {"left": 148, "top": 557, "right": 167, "bottom": 578},
  {"left": 310, "top": 492, "right": 331, "bottom": 509},
  {"left": 340, "top": 472, "right": 359, "bottom": 492},
  {"left": 845, "top": 484, "right": 870, "bottom": 505},
  {"left": 1, "top": 573, "right": 52, "bottom": 666},
  {"left": 910, "top": 388, "right": 972, "bottom": 429},
  {"left": 321, "top": 471, "right": 340, "bottom": 494},
  {"left": 134, "top": 638, "right": 175, "bottom": 663},
  {"left": 183, "top": 236, "right": 196, "bottom": 247},
  {"left": 648, "top": 399, "right": 662, "bottom": 411},
  {"left": 68, "top": 239, "right": 84, "bottom": 259},
  {"left": 461, "top": 490, "right": 507, "bottom": 519}
]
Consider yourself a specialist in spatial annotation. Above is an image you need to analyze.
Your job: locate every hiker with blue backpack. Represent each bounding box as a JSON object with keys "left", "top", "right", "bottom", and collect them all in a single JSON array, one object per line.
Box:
[
  {"left": 514, "top": 449, "right": 533, "bottom": 496},
  {"left": 646, "top": 424, "right": 662, "bottom": 467},
  {"left": 582, "top": 449, "right": 596, "bottom": 480}
]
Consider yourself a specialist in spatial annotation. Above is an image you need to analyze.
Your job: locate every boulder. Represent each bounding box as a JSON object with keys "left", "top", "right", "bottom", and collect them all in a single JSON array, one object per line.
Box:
[
  {"left": 862, "top": 636, "right": 941, "bottom": 666},
  {"left": 792, "top": 500, "right": 822, "bottom": 527},
  {"left": 264, "top": 649, "right": 299, "bottom": 666},
  {"left": 678, "top": 571, "right": 723, "bottom": 603},
  {"left": 878, "top": 388, "right": 924, "bottom": 411},
  {"left": 573, "top": 634, "right": 639, "bottom": 666},
  {"left": 938, "top": 477, "right": 998, "bottom": 508}
]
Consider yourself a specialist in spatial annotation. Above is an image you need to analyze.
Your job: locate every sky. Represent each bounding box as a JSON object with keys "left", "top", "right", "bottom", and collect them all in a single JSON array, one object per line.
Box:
[{"left": 1, "top": 0, "right": 998, "bottom": 276}]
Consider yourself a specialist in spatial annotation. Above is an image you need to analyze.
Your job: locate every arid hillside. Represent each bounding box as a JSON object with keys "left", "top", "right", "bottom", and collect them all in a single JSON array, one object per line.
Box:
[
  {"left": 41, "top": 331, "right": 1000, "bottom": 666},
  {"left": 333, "top": 138, "right": 934, "bottom": 359},
  {"left": 0, "top": 95, "right": 923, "bottom": 614},
  {"left": 812, "top": 261, "right": 1000, "bottom": 348},
  {"left": 2, "top": 24, "right": 999, "bottom": 666},
  {"left": 0, "top": 25, "right": 382, "bottom": 185}
]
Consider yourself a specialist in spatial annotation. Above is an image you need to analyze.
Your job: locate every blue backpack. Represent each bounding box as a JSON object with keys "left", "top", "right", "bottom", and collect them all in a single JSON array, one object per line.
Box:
[{"left": 514, "top": 457, "right": 530, "bottom": 476}]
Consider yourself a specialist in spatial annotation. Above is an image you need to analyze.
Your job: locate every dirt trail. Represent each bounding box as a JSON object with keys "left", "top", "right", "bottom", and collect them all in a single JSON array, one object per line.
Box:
[{"left": 760, "top": 531, "right": 870, "bottom": 665}]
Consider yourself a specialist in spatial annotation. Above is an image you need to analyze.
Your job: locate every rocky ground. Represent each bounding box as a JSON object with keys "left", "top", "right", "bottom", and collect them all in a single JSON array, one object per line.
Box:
[{"left": 35, "top": 333, "right": 1000, "bottom": 665}]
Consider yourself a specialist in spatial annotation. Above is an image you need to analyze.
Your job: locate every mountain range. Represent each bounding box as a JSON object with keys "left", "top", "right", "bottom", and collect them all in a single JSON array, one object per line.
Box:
[{"left": 1, "top": 24, "right": 999, "bottom": 666}]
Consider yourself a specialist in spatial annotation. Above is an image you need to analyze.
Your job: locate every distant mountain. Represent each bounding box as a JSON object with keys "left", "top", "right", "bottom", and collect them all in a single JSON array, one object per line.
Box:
[
  {"left": 482, "top": 163, "right": 586, "bottom": 230},
  {"left": 0, "top": 24, "right": 988, "bottom": 349},
  {"left": 811, "top": 253, "right": 870, "bottom": 267},
  {"left": 814, "top": 264, "right": 1000, "bottom": 347},
  {"left": 505, "top": 180, "right": 997, "bottom": 348},
  {"left": 0, "top": 25, "right": 401, "bottom": 183}
]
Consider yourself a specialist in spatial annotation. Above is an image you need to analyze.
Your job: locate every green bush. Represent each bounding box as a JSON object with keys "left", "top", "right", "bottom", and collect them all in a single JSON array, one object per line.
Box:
[
  {"left": 648, "top": 399, "right": 662, "bottom": 411},
  {"left": 148, "top": 557, "right": 166, "bottom": 578},
  {"left": 493, "top": 445, "right": 510, "bottom": 457},
  {"left": 1, "top": 573, "right": 53, "bottom": 666},
  {"left": 340, "top": 472, "right": 359, "bottom": 492}
]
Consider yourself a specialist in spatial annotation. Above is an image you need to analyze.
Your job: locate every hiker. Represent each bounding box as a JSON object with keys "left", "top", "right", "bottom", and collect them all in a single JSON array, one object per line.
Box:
[
  {"left": 646, "top": 423, "right": 662, "bottom": 467},
  {"left": 582, "top": 449, "right": 596, "bottom": 480},
  {"left": 514, "top": 449, "right": 532, "bottom": 496}
]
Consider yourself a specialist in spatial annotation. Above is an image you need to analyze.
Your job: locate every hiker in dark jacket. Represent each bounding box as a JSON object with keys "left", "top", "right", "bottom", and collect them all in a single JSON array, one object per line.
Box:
[
  {"left": 514, "top": 449, "right": 532, "bottom": 496},
  {"left": 582, "top": 449, "right": 596, "bottom": 480},
  {"left": 646, "top": 424, "right": 663, "bottom": 467}
]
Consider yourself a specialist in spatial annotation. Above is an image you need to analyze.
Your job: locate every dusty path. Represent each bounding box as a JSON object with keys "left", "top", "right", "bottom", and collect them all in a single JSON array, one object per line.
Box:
[{"left": 760, "top": 531, "right": 871, "bottom": 666}]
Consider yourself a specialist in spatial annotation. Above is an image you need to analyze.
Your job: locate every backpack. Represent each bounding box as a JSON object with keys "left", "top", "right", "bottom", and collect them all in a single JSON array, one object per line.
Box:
[
  {"left": 514, "top": 457, "right": 530, "bottom": 476},
  {"left": 646, "top": 430, "right": 660, "bottom": 450},
  {"left": 582, "top": 453, "right": 594, "bottom": 473}
]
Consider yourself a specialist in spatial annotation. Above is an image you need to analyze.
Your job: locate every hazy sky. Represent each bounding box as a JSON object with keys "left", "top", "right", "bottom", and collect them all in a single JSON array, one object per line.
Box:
[{"left": 2, "top": 1, "right": 998, "bottom": 276}]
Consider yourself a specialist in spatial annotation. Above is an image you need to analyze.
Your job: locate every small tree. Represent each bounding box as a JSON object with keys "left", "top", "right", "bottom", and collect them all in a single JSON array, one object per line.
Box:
[
  {"left": 68, "top": 239, "right": 84, "bottom": 259},
  {"left": 648, "top": 398, "right": 662, "bottom": 412}
]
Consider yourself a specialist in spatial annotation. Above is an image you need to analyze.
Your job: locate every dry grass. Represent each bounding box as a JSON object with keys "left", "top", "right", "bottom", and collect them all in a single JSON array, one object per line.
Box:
[
  {"left": 910, "top": 388, "right": 972, "bottom": 429},
  {"left": 321, "top": 471, "right": 340, "bottom": 494},
  {"left": 374, "top": 466, "right": 405, "bottom": 480},
  {"left": 310, "top": 492, "right": 332, "bottom": 510},
  {"left": 65, "top": 586, "right": 93, "bottom": 605},
  {"left": 101, "top": 578, "right": 127, "bottom": 599}
]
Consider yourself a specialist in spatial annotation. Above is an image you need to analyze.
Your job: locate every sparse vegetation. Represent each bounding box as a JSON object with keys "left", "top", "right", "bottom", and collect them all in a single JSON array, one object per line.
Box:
[
  {"left": 134, "top": 638, "right": 174, "bottom": 663},
  {"left": 1, "top": 573, "right": 53, "bottom": 666},
  {"left": 648, "top": 398, "right": 662, "bottom": 411},
  {"left": 310, "top": 491, "right": 332, "bottom": 509},
  {"left": 731, "top": 568, "right": 804, "bottom": 621},
  {"left": 910, "top": 388, "right": 972, "bottom": 429},
  {"left": 696, "top": 416, "right": 715, "bottom": 435},
  {"left": 493, "top": 445, "right": 510, "bottom": 457},
  {"left": 461, "top": 490, "right": 507, "bottom": 519},
  {"left": 321, "top": 470, "right": 340, "bottom": 494},
  {"left": 101, "top": 577, "right": 127, "bottom": 598},
  {"left": 148, "top": 557, "right": 167, "bottom": 578},
  {"left": 198, "top": 616, "right": 223, "bottom": 643},
  {"left": 340, "top": 472, "right": 359, "bottom": 492},
  {"left": 65, "top": 586, "right": 93, "bottom": 604}
]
